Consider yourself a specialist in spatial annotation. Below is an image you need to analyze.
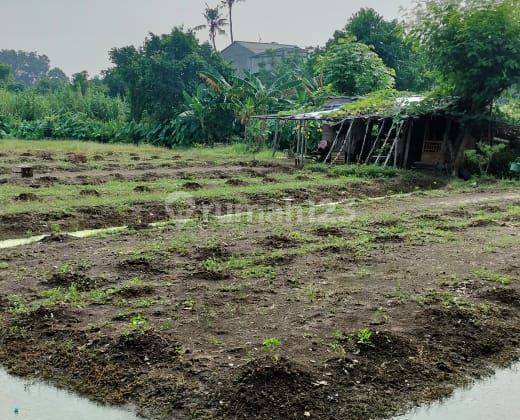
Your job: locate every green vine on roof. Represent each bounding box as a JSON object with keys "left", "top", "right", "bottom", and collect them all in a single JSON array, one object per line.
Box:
[{"left": 326, "top": 89, "right": 454, "bottom": 120}]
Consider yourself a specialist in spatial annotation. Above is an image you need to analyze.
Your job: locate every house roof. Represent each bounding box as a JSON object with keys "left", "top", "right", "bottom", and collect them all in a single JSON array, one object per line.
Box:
[{"left": 222, "top": 41, "right": 302, "bottom": 56}]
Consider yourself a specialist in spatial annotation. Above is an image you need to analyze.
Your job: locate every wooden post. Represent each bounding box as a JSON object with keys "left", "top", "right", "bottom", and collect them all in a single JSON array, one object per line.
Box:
[
  {"left": 403, "top": 120, "right": 414, "bottom": 168},
  {"left": 272, "top": 120, "right": 280, "bottom": 157}
]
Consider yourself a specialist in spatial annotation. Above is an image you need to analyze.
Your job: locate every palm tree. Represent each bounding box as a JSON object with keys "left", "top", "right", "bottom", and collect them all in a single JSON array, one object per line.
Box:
[
  {"left": 195, "top": 4, "right": 228, "bottom": 50},
  {"left": 221, "top": 0, "right": 245, "bottom": 44}
]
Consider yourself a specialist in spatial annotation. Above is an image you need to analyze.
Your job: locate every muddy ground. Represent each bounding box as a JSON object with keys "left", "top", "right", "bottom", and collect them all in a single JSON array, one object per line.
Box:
[
  {"left": 0, "top": 140, "right": 519, "bottom": 419},
  {"left": 0, "top": 141, "right": 444, "bottom": 239}
]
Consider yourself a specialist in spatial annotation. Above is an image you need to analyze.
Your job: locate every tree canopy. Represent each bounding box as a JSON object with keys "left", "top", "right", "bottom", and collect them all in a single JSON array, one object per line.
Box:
[
  {"left": 314, "top": 36, "right": 395, "bottom": 96},
  {"left": 107, "top": 27, "right": 232, "bottom": 122},
  {"left": 343, "top": 8, "right": 432, "bottom": 91},
  {"left": 0, "top": 50, "right": 51, "bottom": 86},
  {"left": 411, "top": 0, "right": 520, "bottom": 111}
]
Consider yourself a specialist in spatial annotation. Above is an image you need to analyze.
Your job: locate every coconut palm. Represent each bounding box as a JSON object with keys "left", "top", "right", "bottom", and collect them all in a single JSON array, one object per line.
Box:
[
  {"left": 221, "top": 0, "right": 245, "bottom": 44},
  {"left": 195, "top": 4, "right": 228, "bottom": 50}
]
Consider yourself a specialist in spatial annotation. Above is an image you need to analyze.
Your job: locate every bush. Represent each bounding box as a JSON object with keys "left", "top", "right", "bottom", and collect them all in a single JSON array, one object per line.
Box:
[{"left": 465, "top": 142, "right": 517, "bottom": 177}]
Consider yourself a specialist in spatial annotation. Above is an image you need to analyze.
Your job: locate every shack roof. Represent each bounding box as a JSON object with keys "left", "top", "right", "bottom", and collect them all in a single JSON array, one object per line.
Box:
[{"left": 253, "top": 93, "right": 453, "bottom": 123}]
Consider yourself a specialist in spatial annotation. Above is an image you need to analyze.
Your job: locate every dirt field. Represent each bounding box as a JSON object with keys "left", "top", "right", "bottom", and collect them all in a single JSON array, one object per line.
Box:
[{"left": 0, "top": 139, "right": 519, "bottom": 419}]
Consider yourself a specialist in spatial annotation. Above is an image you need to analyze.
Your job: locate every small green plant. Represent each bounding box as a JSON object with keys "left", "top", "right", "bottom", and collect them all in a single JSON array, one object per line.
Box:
[
  {"left": 7, "top": 295, "right": 31, "bottom": 315},
  {"left": 51, "top": 223, "right": 61, "bottom": 234},
  {"left": 160, "top": 320, "right": 175, "bottom": 331},
  {"left": 57, "top": 263, "right": 72, "bottom": 275},
  {"left": 356, "top": 328, "right": 373, "bottom": 345},
  {"left": 305, "top": 285, "right": 317, "bottom": 302},
  {"left": 203, "top": 257, "right": 221, "bottom": 272},
  {"left": 262, "top": 337, "right": 281, "bottom": 352},
  {"left": 0, "top": 262, "right": 8, "bottom": 269},
  {"left": 129, "top": 314, "right": 149, "bottom": 333}
]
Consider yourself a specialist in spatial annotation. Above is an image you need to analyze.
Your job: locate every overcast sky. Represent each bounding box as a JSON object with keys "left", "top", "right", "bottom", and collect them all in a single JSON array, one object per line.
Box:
[{"left": 1, "top": 0, "right": 413, "bottom": 76}]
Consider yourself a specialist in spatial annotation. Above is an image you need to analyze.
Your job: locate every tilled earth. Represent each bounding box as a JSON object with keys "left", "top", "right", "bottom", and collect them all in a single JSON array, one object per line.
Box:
[
  {"left": 0, "top": 141, "right": 447, "bottom": 239},
  {"left": 0, "top": 173, "right": 519, "bottom": 420}
]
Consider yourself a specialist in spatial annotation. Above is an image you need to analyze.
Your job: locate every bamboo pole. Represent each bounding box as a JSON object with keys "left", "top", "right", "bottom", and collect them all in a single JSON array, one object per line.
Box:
[
  {"left": 365, "top": 119, "right": 387, "bottom": 164},
  {"left": 325, "top": 119, "right": 348, "bottom": 164},
  {"left": 384, "top": 120, "right": 405, "bottom": 167},
  {"left": 333, "top": 119, "right": 356, "bottom": 165},
  {"left": 358, "top": 118, "right": 372, "bottom": 163},
  {"left": 375, "top": 120, "right": 396, "bottom": 165}
]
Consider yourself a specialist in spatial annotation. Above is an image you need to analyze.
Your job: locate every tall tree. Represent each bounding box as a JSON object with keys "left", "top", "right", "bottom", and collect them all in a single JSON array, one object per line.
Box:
[
  {"left": 0, "top": 50, "right": 50, "bottom": 86},
  {"left": 72, "top": 71, "right": 89, "bottom": 96},
  {"left": 221, "top": 0, "right": 245, "bottom": 44},
  {"left": 411, "top": 0, "right": 520, "bottom": 172},
  {"left": 107, "top": 27, "right": 232, "bottom": 122},
  {"left": 411, "top": 0, "right": 520, "bottom": 112},
  {"left": 342, "top": 8, "right": 431, "bottom": 91},
  {"left": 314, "top": 36, "right": 395, "bottom": 96},
  {"left": 0, "top": 63, "right": 12, "bottom": 85},
  {"left": 195, "top": 4, "right": 228, "bottom": 50}
]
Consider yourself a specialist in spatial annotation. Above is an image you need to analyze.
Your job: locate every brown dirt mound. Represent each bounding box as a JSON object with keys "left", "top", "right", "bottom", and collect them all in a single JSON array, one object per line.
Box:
[
  {"left": 226, "top": 178, "right": 248, "bottom": 186},
  {"left": 13, "top": 306, "right": 79, "bottom": 334},
  {"left": 313, "top": 226, "right": 344, "bottom": 237},
  {"left": 37, "top": 176, "right": 59, "bottom": 185},
  {"left": 134, "top": 185, "right": 153, "bottom": 193},
  {"left": 36, "top": 151, "right": 54, "bottom": 161},
  {"left": 218, "top": 358, "right": 328, "bottom": 420},
  {"left": 40, "top": 233, "right": 75, "bottom": 243},
  {"left": 66, "top": 153, "right": 88, "bottom": 164},
  {"left": 111, "top": 331, "right": 179, "bottom": 365},
  {"left": 118, "top": 257, "right": 165, "bottom": 274},
  {"left": 480, "top": 288, "right": 520, "bottom": 307},
  {"left": 183, "top": 181, "right": 203, "bottom": 191},
  {"left": 262, "top": 234, "right": 301, "bottom": 249},
  {"left": 14, "top": 192, "right": 39, "bottom": 201},
  {"left": 46, "top": 270, "right": 100, "bottom": 291},
  {"left": 417, "top": 307, "right": 509, "bottom": 359},
  {"left": 80, "top": 189, "right": 101, "bottom": 197},
  {"left": 116, "top": 285, "right": 155, "bottom": 298}
]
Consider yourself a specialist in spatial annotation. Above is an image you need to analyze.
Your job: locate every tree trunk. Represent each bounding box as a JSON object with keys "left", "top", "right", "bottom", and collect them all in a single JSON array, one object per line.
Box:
[
  {"left": 452, "top": 129, "right": 472, "bottom": 176},
  {"left": 229, "top": 6, "right": 234, "bottom": 43}
]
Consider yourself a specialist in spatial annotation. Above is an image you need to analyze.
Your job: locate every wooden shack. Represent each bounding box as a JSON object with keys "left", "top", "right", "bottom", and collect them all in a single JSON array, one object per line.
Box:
[{"left": 252, "top": 94, "right": 503, "bottom": 174}]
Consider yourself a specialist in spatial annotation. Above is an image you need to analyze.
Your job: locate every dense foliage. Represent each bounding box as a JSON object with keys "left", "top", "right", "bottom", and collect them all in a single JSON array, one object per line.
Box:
[
  {"left": 105, "top": 28, "right": 232, "bottom": 123},
  {"left": 412, "top": 0, "right": 520, "bottom": 112},
  {"left": 0, "top": 50, "right": 67, "bottom": 88},
  {"left": 343, "top": 8, "right": 433, "bottom": 91},
  {"left": 314, "top": 36, "right": 395, "bottom": 96},
  {"left": 0, "top": 3, "right": 518, "bottom": 150}
]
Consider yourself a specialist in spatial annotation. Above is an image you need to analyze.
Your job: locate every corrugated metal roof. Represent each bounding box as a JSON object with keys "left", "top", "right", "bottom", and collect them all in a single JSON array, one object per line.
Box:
[{"left": 233, "top": 41, "right": 301, "bottom": 55}]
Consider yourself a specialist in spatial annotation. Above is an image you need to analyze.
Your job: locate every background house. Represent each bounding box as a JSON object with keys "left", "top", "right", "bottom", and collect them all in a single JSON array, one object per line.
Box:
[{"left": 220, "top": 41, "right": 306, "bottom": 75}]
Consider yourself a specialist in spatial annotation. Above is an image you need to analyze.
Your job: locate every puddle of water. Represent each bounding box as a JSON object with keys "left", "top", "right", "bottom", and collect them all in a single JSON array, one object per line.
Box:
[
  {"left": 68, "top": 226, "right": 127, "bottom": 239},
  {"left": 0, "top": 369, "right": 142, "bottom": 420},
  {"left": 0, "top": 236, "right": 46, "bottom": 250},
  {"left": 395, "top": 362, "right": 520, "bottom": 420}
]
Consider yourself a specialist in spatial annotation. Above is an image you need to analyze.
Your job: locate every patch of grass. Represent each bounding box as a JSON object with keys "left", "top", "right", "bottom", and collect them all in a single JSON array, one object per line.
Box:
[{"left": 472, "top": 269, "right": 512, "bottom": 286}]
